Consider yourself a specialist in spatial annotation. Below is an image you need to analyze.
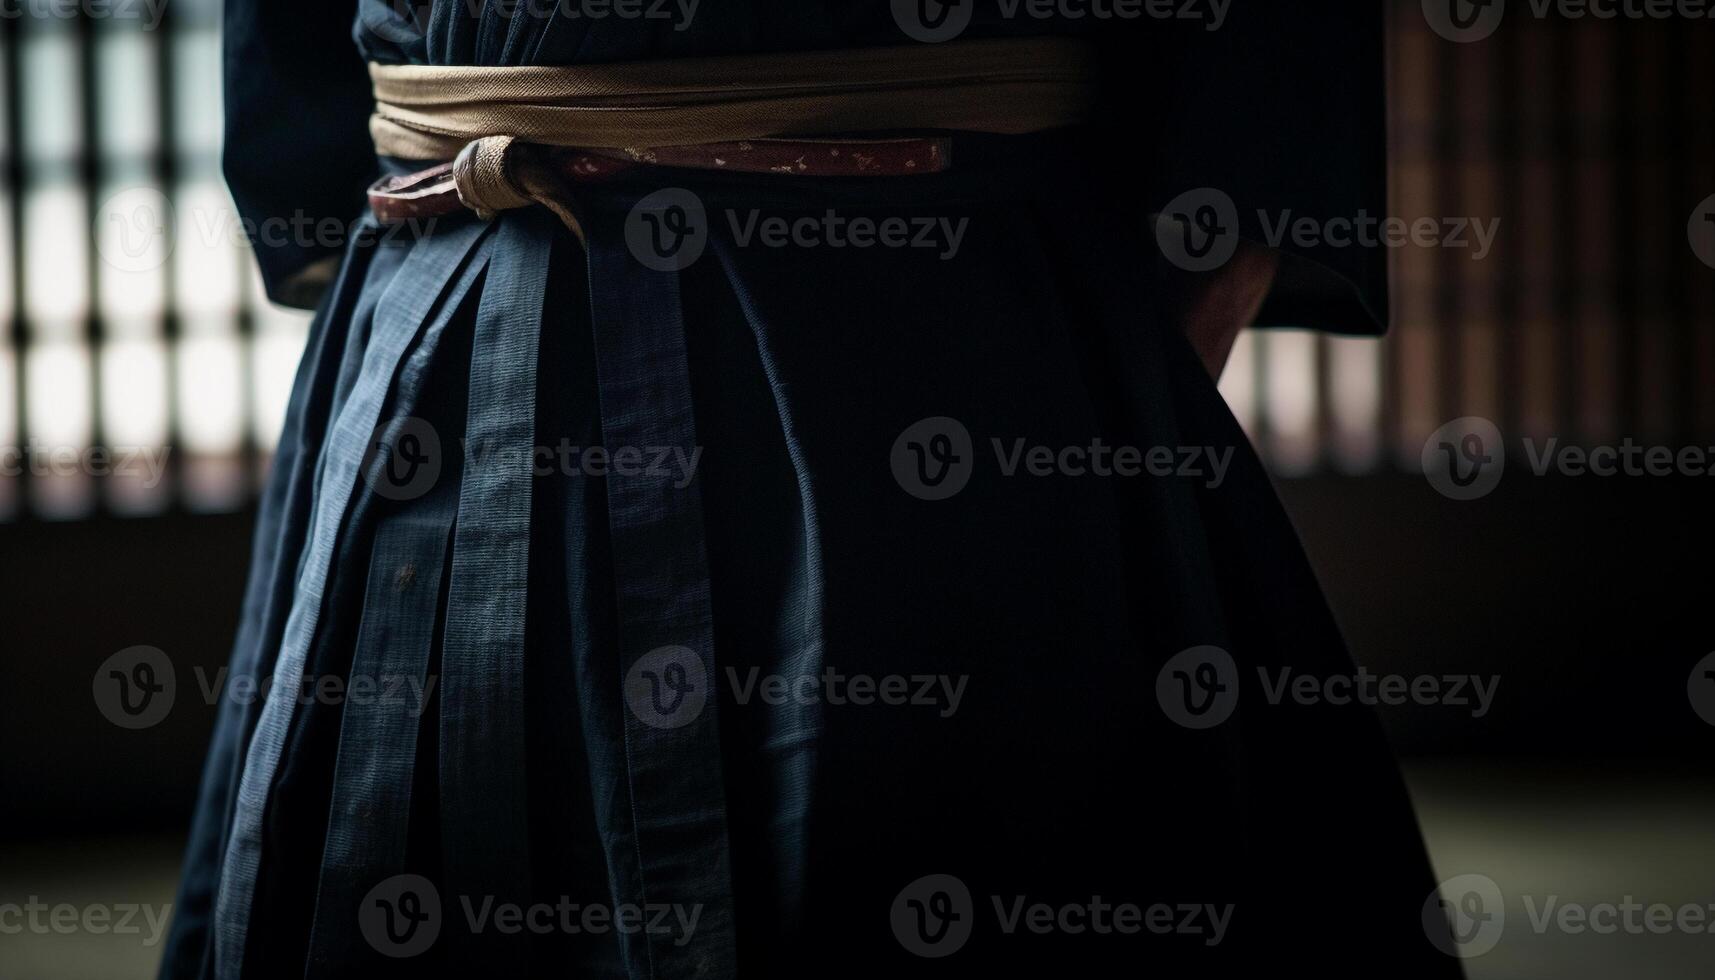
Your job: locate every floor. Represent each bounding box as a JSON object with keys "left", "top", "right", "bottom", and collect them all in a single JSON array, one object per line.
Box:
[
  {"left": 3, "top": 764, "right": 1711, "bottom": 978},
  {"left": 1408, "top": 762, "right": 1715, "bottom": 979}
]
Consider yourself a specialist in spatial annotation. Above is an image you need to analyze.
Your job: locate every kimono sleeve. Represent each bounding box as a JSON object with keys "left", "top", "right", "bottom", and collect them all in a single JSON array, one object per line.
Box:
[
  {"left": 224, "top": 0, "right": 377, "bottom": 309},
  {"left": 1100, "top": 4, "right": 1390, "bottom": 335}
]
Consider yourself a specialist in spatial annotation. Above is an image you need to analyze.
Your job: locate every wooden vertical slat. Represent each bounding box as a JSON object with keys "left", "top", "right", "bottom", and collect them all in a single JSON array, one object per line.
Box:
[
  {"left": 1515, "top": 17, "right": 1560, "bottom": 442},
  {"left": 1685, "top": 27, "right": 1715, "bottom": 438},
  {"left": 1452, "top": 19, "right": 1501, "bottom": 424},
  {"left": 0, "top": 14, "right": 20, "bottom": 518},
  {"left": 1628, "top": 23, "right": 1673, "bottom": 443},
  {"left": 155, "top": 0, "right": 182, "bottom": 511},
  {"left": 76, "top": 7, "right": 105, "bottom": 518},
  {"left": 1388, "top": 0, "right": 1445, "bottom": 466},
  {"left": 1569, "top": 21, "right": 1618, "bottom": 445}
]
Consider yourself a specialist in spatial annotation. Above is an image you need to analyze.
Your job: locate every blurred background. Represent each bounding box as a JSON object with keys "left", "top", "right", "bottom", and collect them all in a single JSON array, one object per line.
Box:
[{"left": 1, "top": 1, "right": 1712, "bottom": 977}]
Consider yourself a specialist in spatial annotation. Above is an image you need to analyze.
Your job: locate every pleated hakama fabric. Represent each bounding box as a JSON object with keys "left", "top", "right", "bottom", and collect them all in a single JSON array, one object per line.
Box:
[{"left": 161, "top": 137, "right": 1461, "bottom": 979}]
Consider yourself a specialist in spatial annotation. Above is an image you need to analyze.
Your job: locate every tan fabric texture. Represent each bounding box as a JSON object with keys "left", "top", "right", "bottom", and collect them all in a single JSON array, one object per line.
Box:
[
  {"left": 369, "top": 37, "right": 1098, "bottom": 160},
  {"left": 448, "top": 134, "right": 586, "bottom": 233}
]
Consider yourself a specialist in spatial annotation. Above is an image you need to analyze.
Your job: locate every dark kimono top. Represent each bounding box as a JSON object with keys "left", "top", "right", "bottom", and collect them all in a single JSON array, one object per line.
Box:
[{"left": 165, "top": 3, "right": 1461, "bottom": 979}]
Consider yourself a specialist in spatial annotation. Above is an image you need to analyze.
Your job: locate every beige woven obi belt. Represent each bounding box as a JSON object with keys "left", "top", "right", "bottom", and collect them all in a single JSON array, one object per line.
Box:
[{"left": 364, "top": 36, "right": 1098, "bottom": 235}]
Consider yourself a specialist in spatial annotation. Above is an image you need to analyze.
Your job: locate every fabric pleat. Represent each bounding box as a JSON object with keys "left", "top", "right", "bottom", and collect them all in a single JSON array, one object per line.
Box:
[
  {"left": 583, "top": 204, "right": 739, "bottom": 977},
  {"left": 212, "top": 221, "right": 494, "bottom": 979},
  {"left": 435, "top": 213, "right": 556, "bottom": 970},
  {"left": 302, "top": 229, "right": 503, "bottom": 972},
  {"left": 707, "top": 236, "right": 829, "bottom": 931},
  {"left": 304, "top": 492, "right": 458, "bottom": 971}
]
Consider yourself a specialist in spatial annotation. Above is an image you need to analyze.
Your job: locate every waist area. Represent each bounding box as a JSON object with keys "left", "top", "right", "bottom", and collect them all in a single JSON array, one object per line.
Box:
[{"left": 366, "top": 37, "right": 1100, "bottom": 232}]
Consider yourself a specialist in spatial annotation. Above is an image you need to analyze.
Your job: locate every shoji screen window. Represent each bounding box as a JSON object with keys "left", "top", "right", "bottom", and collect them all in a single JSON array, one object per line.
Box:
[
  {"left": 18, "top": 18, "right": 93, "bottom": 518},
  {"left": 2, "top": 1, "right": 313, "bottom": 522}
]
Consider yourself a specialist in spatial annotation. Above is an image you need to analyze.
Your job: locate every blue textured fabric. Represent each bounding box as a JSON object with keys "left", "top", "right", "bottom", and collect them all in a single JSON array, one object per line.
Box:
[
  {"left": 212, "top": 221, "right": 494, "bottom": 978},
  {"left": 164, "top": 4, "right": 1453, "bottom": 977},
  {"left": 305, "top": 488, "right": 457, "bottom": 970},
  {"left": 583, "top": 207, "right": 739, "bottom": 979},
  {"left": 162, "top": 135, "right": 1462, "bottom": 978},
  {"left": 432, "top": 216, "right": 549, "bottom": 973}
]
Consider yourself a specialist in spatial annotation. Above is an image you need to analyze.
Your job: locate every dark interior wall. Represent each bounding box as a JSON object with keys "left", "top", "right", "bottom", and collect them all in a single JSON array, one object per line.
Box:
[
  {"left": 4, "top": 469, "right": 1710, "bottom": 839},
  {"left": 2, "top": 512, "right": 250, "bottom": 838},
  {"left": 1281, "top": 472, "right": 1714, "bottom": 762}
]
